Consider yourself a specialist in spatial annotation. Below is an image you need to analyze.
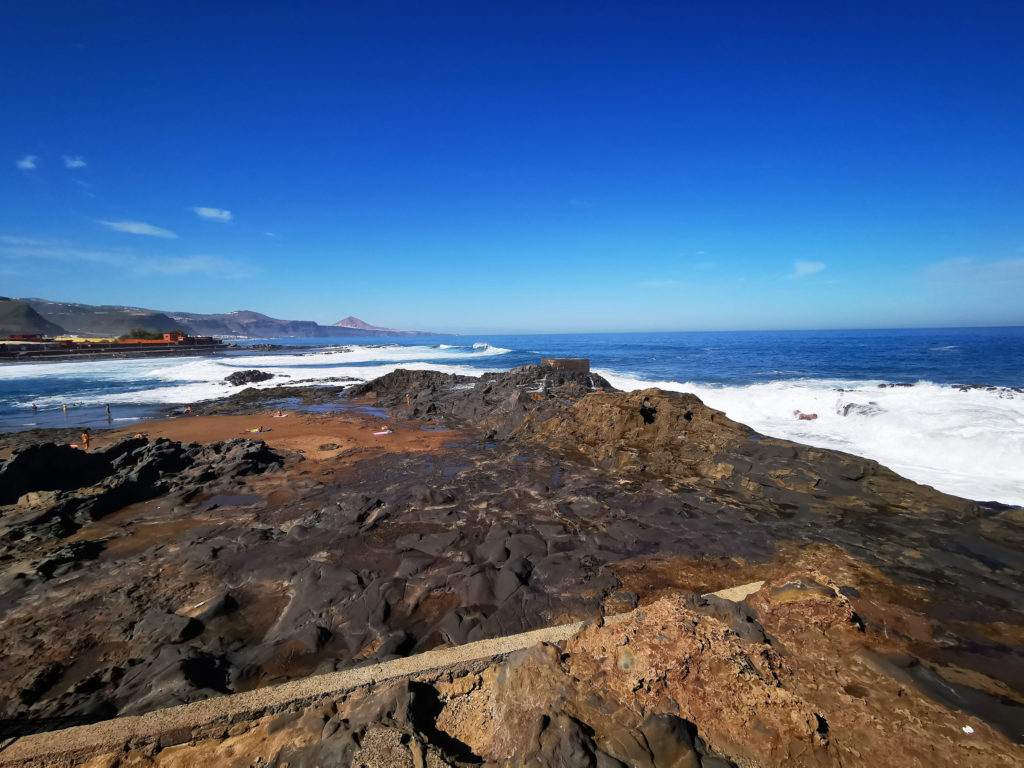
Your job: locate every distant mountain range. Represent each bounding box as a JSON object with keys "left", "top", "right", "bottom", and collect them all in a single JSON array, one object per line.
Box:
[{"left": 1, "top": 297, "right": 435, "bottom": 339}]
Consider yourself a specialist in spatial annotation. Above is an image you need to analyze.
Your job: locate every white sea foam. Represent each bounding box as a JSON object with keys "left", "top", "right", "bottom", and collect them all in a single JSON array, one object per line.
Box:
[
  {"left": 4, "top": 344, "right": 1020, "bottom": 506},
  {"left": 2, "top": 348, "right": 489, "bottom": 411},
  {"left": 0, "top": 344, "right": 508, "bottom": 385},
  {"left": 595, "top": 369, "right": 1024, "bottom": 506},
  {"left": 226, "top": 343, "right": 510, "bottom": 367}
]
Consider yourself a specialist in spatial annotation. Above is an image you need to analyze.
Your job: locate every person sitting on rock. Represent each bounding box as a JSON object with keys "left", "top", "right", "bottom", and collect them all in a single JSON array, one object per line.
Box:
[{"left": 793, "top": 410, "right": 818, "bottom": 421}]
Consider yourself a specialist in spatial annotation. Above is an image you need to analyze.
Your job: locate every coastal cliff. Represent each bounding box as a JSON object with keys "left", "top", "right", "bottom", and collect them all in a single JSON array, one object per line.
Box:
[
  {"left": 15, "top": 298, "right": 434, "bottom": 339},
  {"left": 0, "top": 363, "right": 1020, "bottom": 766},
  {"left": 0, "top": 298, "right": 67, "bottom": 338}
]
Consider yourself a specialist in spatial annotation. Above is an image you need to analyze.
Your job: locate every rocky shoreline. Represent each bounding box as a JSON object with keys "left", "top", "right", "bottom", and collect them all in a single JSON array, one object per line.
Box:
[{"left": 0, "top": 362, "right": 1021, "bottom": 766}]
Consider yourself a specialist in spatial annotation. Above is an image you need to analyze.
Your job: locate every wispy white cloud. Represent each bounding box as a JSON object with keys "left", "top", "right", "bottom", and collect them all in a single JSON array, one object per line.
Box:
[
  {"left": 788, "top": 261, "right": 825, "bottom": 278},
  {"left": 193, "top": 206, "right": 232, "bottom": 222},
  {"left": 924, "top": 256, "right": 1024, "bottom": 283},
  {"left": 135, "top": 255, "right": 249, "bottom": 277},
  {"left": 0, "top": 235, "right": 252, "bottom": 278},
  {"left": 98, "top": 220, "right": 178, "bottom": 239},
  {"left": 74, "top": 179, "right": 96, "bottom": 198},
  {"left": 263, "top": 231, "right": 277, "bottom": 238},
  {"left": 15, "top": 155, "right": 37, "bottom": 170},
  {"left": 0, "top": 236, "right": 129, "bottom": 266},
  {"left": 63, "top": 155, "right": 87, "bottom": 168}
]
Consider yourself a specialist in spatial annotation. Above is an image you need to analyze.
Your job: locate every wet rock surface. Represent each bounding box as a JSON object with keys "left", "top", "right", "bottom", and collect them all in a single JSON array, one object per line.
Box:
[
  {"left": 223, "top": 369, "right": 276, "bottom": 386},
  {"left": 198, "top": 383, "right": 352, "bottom": 415},
  {"left": 346, "top": 363, "right": 614, "bottom": 438},
  {"left": 0, "top": 364, "right": 1022, "bottom": 767}
]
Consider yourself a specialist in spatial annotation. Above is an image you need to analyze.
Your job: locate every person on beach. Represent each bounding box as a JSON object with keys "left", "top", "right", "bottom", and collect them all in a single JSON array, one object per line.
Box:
[
  {"left": 80, "top": 430, "right": 90, "bottom": 450},
  {"left": 62, "top": 403, "right": 67, "bottom": 415},
  {"left": 185, "top": 405, "right": 192, "bottom": 414},
  {"left": 793, "top": 410, "right": 818, "bottom": 421}
]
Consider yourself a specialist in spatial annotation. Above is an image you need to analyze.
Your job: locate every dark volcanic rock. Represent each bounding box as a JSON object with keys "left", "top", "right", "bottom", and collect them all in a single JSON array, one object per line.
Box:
[
  {"left": 34, "top": 539, "right": 106, "bottom": 579},
  {"left": 200, "top": 383, "right": 350, "bottom": 415},
  {"left": 135, "top": 610, "right": 204, "bottom": 644},
  {"left": 839, "top": 401, "right": 885, "bottom": 417},
  {"left": 346, "top": 363, "right": 614, "bottom": 438},
  {"left": 0, "top": 442, "right": 113, "bottom": 505},
  {"left": 0, "top": 436, "right": 285, "bottom": 562},
  {"left": 517, "top": 386, "right": 979, "bottom": 519},
  {"left": 224, "top": 369, "right": 275, "bottom": 386}
]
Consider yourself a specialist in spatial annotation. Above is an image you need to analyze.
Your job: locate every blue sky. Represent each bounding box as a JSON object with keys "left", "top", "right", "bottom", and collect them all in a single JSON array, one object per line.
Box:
[{"left": 2, "top": 1, "right": 1023, "bottom": 333}]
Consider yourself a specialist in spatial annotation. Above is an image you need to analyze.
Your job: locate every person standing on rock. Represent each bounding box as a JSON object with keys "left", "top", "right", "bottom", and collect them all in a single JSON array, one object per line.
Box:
[{"left": 80, "top": 430, "right": 90, "bottom": 451}]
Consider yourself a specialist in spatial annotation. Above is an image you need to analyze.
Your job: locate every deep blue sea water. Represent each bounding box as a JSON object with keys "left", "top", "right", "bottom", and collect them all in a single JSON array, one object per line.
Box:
[
  {"left": 2, "top": 327, "right": 1022, "bottom": 504},
  {"left": 231, "top": 326, "right": 1024, "bottom": 387}
]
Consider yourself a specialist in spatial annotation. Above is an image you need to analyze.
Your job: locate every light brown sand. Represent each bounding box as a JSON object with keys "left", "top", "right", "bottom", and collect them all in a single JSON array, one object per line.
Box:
[{"left": 96, "top": 410, "right": 460, "bottom": 460}]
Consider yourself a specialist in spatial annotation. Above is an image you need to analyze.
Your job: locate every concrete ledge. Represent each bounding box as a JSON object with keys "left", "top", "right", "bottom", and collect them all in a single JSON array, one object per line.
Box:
[{"left": 0, "top": 582, "right": 764, "bottom": 767}]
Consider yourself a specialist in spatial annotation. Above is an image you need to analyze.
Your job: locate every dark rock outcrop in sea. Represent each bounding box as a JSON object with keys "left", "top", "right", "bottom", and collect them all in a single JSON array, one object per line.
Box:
[
  {"left": 223, "top": 369, "right": 276, "bottom": 386},
  {"left": 0, "top": 363, "right": 1022, "bottom": 766}
]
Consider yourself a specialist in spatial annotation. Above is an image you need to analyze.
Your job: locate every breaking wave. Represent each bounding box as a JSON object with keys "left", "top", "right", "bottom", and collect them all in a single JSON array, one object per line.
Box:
[{"left": 595, "top": 369, "right": 1024, "bottom": 506}]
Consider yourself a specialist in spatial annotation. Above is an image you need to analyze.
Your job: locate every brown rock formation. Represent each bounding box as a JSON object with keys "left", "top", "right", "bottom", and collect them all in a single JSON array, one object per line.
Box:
[{"left": 55, "top": 572, "right": 1022, "bottom": 767}]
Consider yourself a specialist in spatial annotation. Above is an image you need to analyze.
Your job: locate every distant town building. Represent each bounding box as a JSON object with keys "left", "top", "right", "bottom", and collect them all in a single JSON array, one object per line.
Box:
[{"left": 4, "top": 334, "right": 45, "bottom": 342}]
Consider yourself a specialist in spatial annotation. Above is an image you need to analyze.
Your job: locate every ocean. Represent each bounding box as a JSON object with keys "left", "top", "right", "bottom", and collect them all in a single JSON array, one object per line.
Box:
[{"left": 1, "top": 327, "right": 1022, "bottom": 506}]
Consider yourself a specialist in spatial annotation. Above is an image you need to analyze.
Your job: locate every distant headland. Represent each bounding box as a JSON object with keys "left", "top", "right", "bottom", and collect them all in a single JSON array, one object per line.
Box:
[{"left": 0, "top": 297, "right": 435, "bottom": 340}]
